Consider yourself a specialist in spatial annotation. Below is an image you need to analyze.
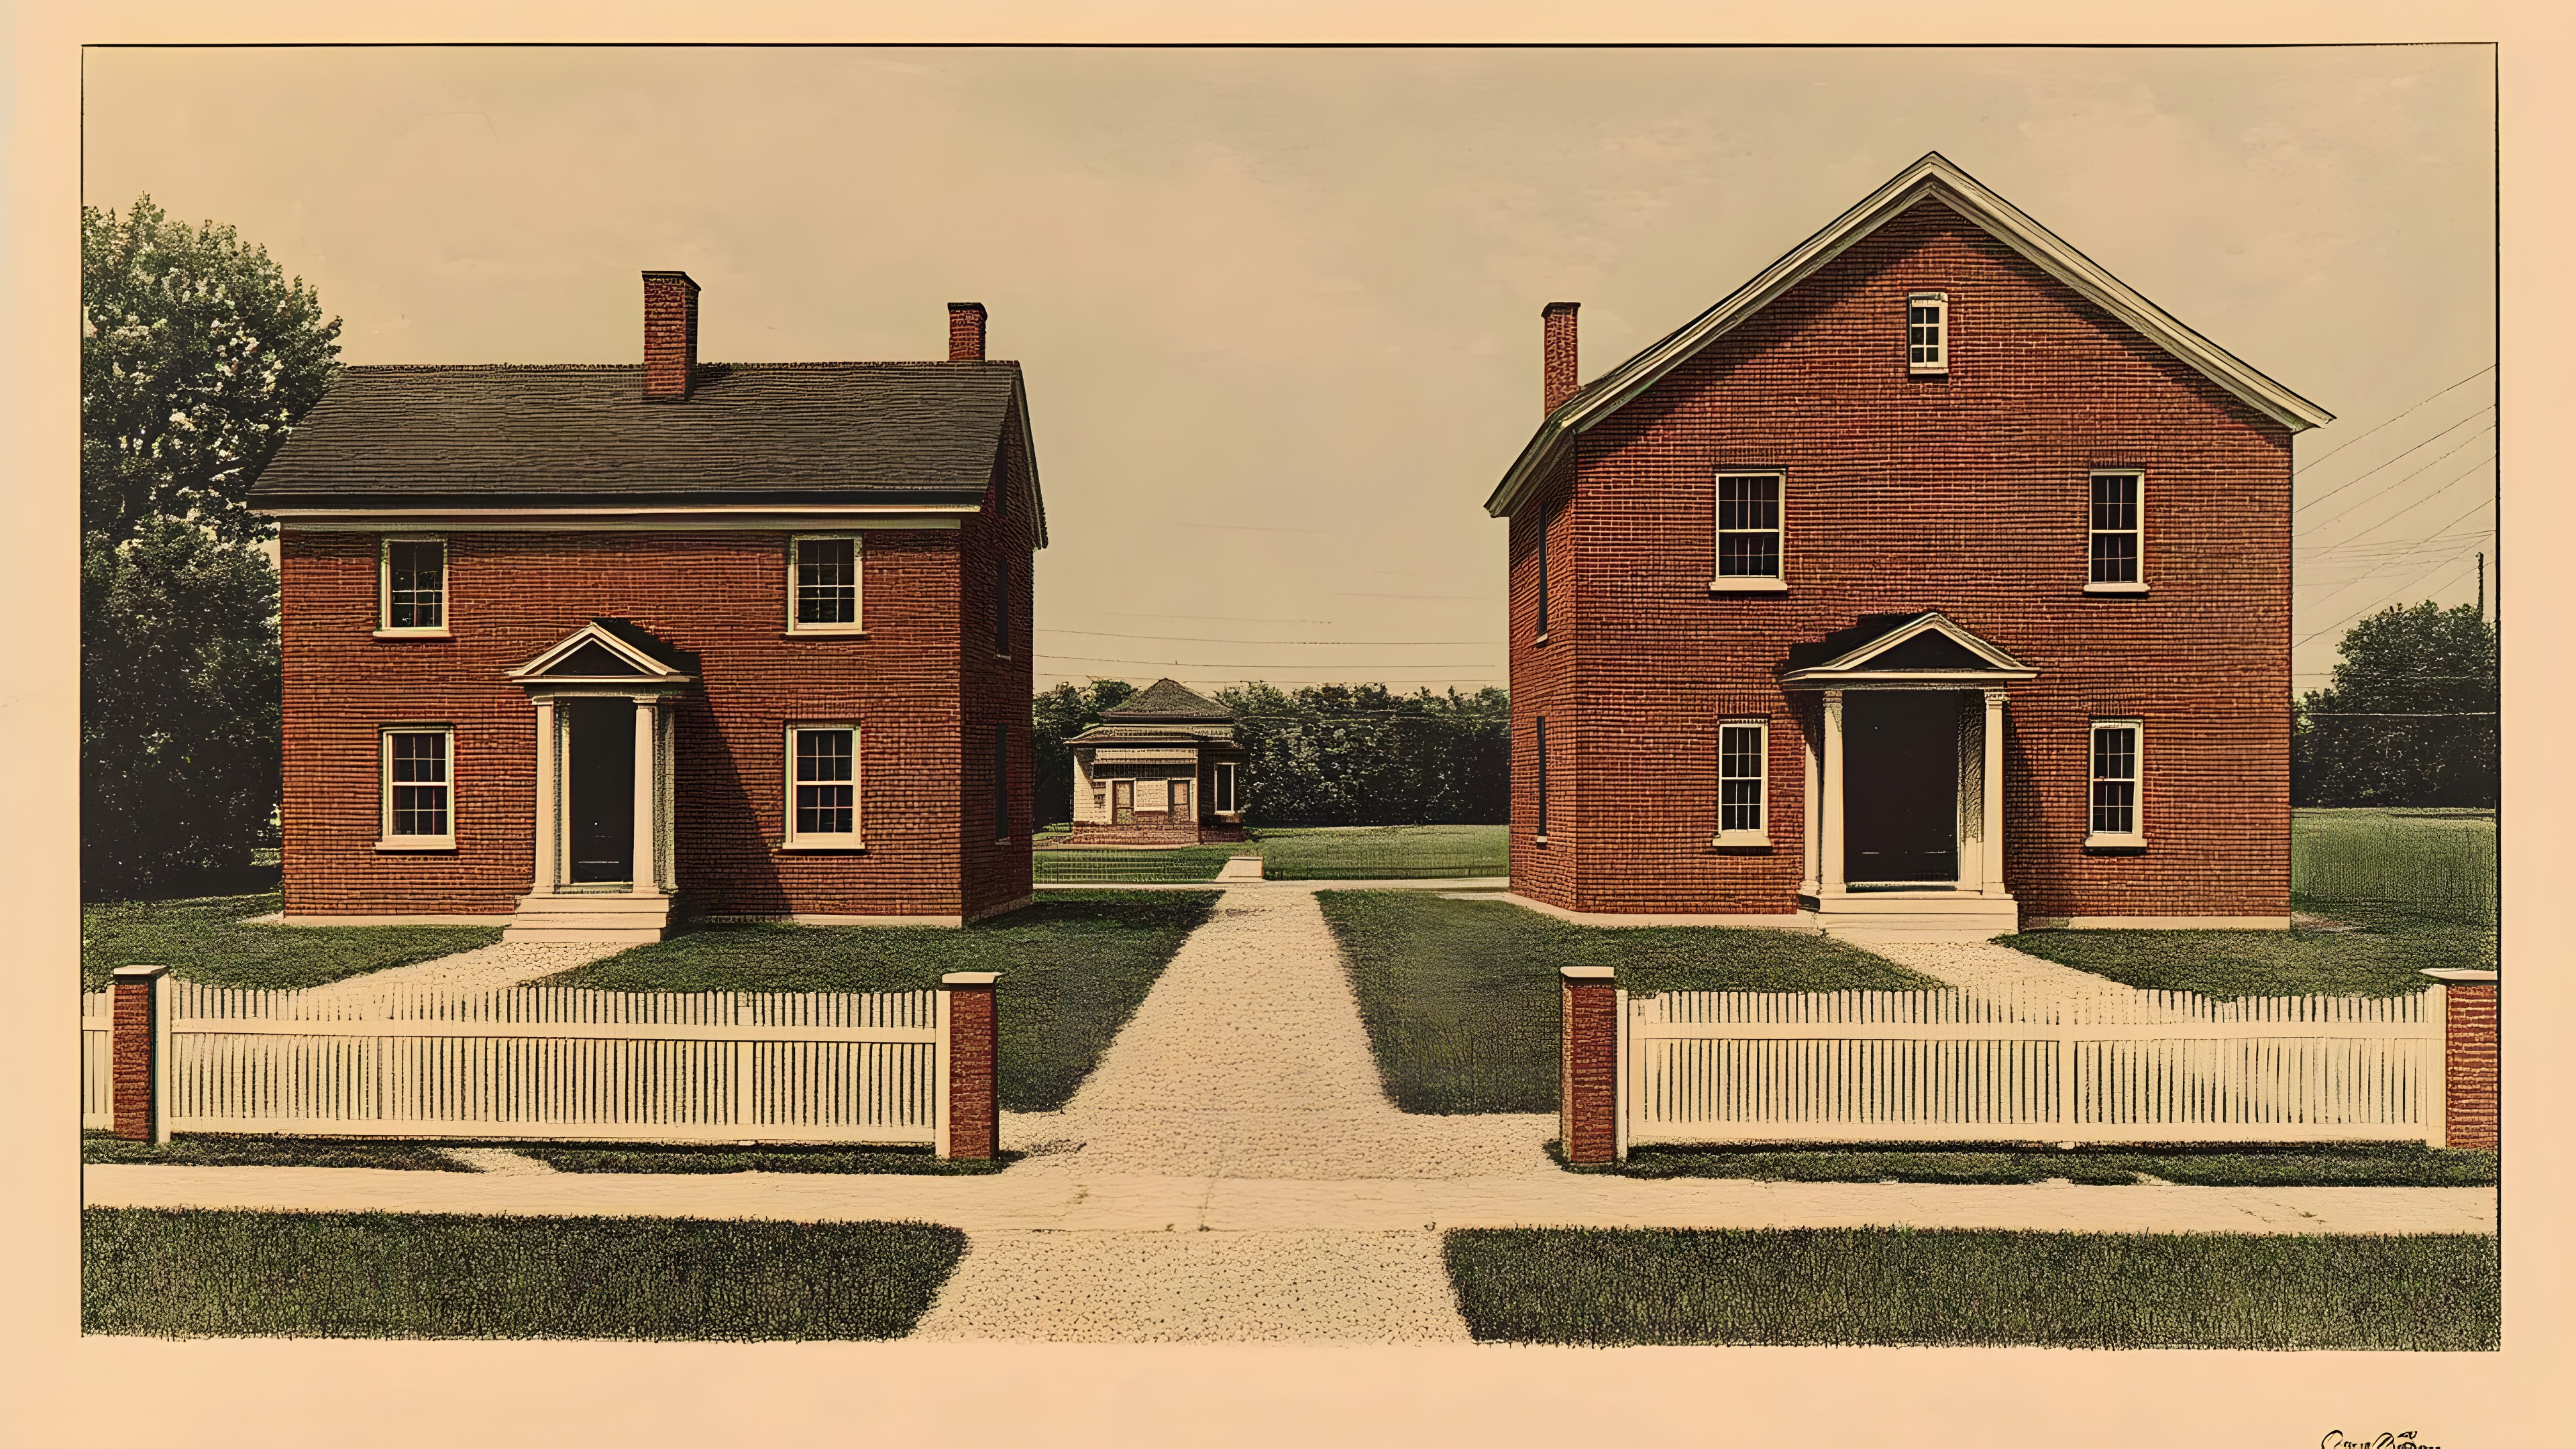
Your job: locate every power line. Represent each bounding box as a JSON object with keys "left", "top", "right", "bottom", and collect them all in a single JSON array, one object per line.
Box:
[
  {"left": 2303, "top": 712, "right": 2498, "bottom": 718},
  {"left": 2295, "top": 502, "right": 2496, "bottom": 602},
  {"left": 2295, "top": 364, "right": 2495, "bottom": 476},
  {"left": 2294, "top": 405, "right": 2492, "bottom": 516},
  {"left": 2295, "top": 427, "right": 2497, "bottom": 539},
  {"left": 2294, "top": 552, "right": 2481, "bottom": 649}
]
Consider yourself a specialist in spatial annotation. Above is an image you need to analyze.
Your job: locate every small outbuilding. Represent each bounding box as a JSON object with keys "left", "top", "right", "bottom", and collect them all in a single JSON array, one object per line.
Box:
[{"left": 1064, "top": 679, "right": 1247, "bottom": 845}]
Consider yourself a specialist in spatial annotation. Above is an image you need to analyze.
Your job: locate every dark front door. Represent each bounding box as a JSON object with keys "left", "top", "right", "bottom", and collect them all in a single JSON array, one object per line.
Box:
[
  {"left": 567, "top": 698, "right": 635, "bottom": 883},
  {"left": 1843, "top": 691, "right": 1958, "bottom": 883}
]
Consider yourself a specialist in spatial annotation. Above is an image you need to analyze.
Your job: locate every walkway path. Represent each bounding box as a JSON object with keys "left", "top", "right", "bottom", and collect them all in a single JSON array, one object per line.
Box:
[{"left": 290, "top": 940, "right": 622, "bottom": 1008}]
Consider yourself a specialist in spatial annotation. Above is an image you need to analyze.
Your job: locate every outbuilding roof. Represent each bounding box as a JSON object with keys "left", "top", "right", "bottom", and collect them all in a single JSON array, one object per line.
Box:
[{"left": 1099, "top": 678, "right": 1236, "bottom": 724}]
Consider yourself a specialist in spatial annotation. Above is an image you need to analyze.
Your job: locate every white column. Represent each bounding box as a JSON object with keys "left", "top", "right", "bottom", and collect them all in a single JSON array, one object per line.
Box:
[
  {"left": 531, "top": 696, "right": 558, "bottom": 895},
  {"left": 1982, "top": 688, "right": 2008, "bottom": 897},
  {"left": 631, "top": 696, "right": 659, "bottom": 895},
  {"left": 1819, "top": 690, "right": 1845, "bottom": 894},
  {"left": 1800, "top": 704, "right": 1821, "bottom": 895},
  {"left": 1957, "top": 692, "right": 1984, "bottom": 893}
]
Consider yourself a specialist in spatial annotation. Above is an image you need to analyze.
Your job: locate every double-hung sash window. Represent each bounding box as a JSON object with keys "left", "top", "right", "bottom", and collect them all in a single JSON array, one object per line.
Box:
[
  {"left": 1907, "top": 291, "right": 1949, "bottom": 374},
  {"left": 789, "top": 536, "right": 861, "bottom": 631},
  {"left": 381, "top": 727, "right": 455, "bottom": 849},
  {"left": 786, "top": 724, "right": 860, "bottom": 845},
  {"left": 2088, "top": 472, "right": 2145, "bottom": 590},
  {"left": 1212, "top": 761, "right": 1238, "bottom": 814},
  {"left": 380, "top": 539, "right": 447, "bottom": 633},
  {"left": 1716, "top": 719, "right": 1768, "bottom": 843},
  {"left": 2088, "top": 720, "right": 2144, "bottom": 846},
  {"left": 1715, "top": 473, "right": 1784, "bottom": 584}
]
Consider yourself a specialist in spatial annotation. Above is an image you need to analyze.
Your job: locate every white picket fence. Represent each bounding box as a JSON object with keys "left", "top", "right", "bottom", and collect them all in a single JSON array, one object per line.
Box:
[
  {"left": 89, "top": 980, "right": 955, "bottom": 1146},
  {"left": 81, "top": 989, "right": 113, "bottom": 1130},
  {"left": 1620, "top": 985, "right": 2444, "bottom": 1150}
]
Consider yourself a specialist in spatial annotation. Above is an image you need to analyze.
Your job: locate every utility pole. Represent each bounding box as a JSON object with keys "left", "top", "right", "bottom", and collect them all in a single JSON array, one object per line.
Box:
[{"left": 2476, "top": 551, "right": 2485, "bottom": 621}]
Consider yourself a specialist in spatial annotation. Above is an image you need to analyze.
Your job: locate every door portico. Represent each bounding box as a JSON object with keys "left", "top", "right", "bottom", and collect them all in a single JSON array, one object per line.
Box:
[{"left": 1786, "top": 612, "right": 2035, "bottom": 941}]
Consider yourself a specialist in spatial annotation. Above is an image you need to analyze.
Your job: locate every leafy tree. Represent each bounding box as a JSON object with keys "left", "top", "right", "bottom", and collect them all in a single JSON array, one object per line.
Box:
[
  {"left": 83, "top": 520, "right": 283, "bottom": 893},
  {"left": 83, "top": 195, "right": 341, "bottom": 546},
  {"left": 1032, "top": 680, "right": 1140, "bottom": 825},
  {"left": 81, "top": 196, "right": 338, "bottom": 895},
  {"left": 1216, "top": 683, "right": 1510, "bottom": 826},
  {"left": 2294, "top": 601, "right": 2498, "bottom": 808}
]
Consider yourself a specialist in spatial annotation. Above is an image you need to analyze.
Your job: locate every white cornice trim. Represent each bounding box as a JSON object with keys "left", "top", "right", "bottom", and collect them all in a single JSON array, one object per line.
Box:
[
  {"left": 1780, "top": 610, "right": 2041, "bottom": 688},
  {"left": 270, "top": 504, "right": 970, "bottom": 533},
  {"left": 1487, "top": 152, "right": 2334, "bottom": 519},
  {"left": 509, "top": 621, "right": 696, "bottom": 687}
]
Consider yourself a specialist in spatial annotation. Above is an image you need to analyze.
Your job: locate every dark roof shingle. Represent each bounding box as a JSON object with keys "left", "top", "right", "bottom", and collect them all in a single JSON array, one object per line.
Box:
[{"left": 1099, "top": 678, "right": 1235, "bottom": 723}]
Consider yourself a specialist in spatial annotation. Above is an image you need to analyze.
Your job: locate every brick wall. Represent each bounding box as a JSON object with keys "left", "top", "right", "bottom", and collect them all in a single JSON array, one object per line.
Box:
[
  {"left": 1506, "top": 201, "right": 2292, "bottom": 919},
  {"left": 1508, "top": 462, "right": 1580, "bottom": 903},
  {"left": 2443, "top": 980, "right": 2499, "bottom": 1150},
  {"left": 957, "top": 398, "right": 1038, "bottom": 918},
  {"left": 280, "top": 525, "right": 992, "bottom": 918}
]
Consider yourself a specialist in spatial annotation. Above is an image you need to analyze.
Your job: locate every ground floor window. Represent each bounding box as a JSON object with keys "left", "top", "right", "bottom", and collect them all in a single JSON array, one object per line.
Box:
[
  {"left": 787, "top": 723, "right": 860, "bottom": 845},
  {"left": 1212, "top": 761, "right": 1238, "bottom": 813},
  {"left": 1717, "top": 718, "right": 1768, "bottom": 841},
  {"left": 380, "top": 727, "right": 454, "bottom": 848},
  {"left": 2088, "top": 719, "right": 2143, "bottom": 845}
]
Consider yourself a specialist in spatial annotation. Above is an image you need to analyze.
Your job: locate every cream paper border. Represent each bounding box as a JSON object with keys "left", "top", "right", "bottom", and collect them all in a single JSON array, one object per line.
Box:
[{"left": 4, "top": 5, "right": 2567, "bottom": 1446}]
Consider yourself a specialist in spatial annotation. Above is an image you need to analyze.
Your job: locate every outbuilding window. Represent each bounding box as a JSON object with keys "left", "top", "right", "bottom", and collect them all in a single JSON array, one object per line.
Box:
[
  {"left": 788, "top": 536, "right": 862, "bottom": 632},
  {"left": 2088, "top": 720, "right": 2144, "bottom": 847},
  {"left": 786, "top": 724, "right": 860, "bottom": 845},
  {"left": 1715, "top": 719, "right": 1769, "bottom": 844},
  {"left": 1212, "top": 761, "right": 1238, "bottom": 814},
  {"left": 380, "top": 538, "right": 447, "bottom": 635},
  {"left": 1908, "top": 292, "right": 1949, "bottom": 374},
  {"left": 380, "top": 727, "right": 455, "bottom": 849}
]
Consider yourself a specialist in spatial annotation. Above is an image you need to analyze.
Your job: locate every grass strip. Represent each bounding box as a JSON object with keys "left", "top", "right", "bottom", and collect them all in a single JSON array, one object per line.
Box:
[
  {"left": 519, "top": 1143, "right": 1010, "bottom": 1175},
  {"left": 2004, "top": 902, "right": 2495, "bottom": 999},
  {"left": 1599, "top": 1142, "right": 2498, "bottom": 1187},
  {"left": 81, "top": 1133, "right": 472, "bottom": 1171},
  {"left": 550, "top": 890, "right": 1217, "bottom": 1112},
  {"left": 83, "top": 1208, "right": 964, "bottom": 1340},
  {"left": 82, "top": 892, "right": 504, "bottom": 992},
  {"left": 1320, "top": 890, "right": 1927, "bottom": 1114},
  {"left": 1444, "top": 1227, "right": 2499, "bottom": 1349}
]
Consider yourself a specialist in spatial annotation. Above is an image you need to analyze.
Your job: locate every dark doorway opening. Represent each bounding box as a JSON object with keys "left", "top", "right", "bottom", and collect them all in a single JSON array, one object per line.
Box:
[
  {"left": 1843, "top": 690, "right": 1958, "bottom": 883},
  {"left": 567, "top": 698, "right": 635, "bottom": 883}
]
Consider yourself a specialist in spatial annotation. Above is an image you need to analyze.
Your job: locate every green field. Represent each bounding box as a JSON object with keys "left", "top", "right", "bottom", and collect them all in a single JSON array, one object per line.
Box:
[
  {"left": 1319, "top": 890, "right": 1927, "bottom": 1114},
  {"left": 84, "top": 1209, "right": 962, "bottom": 1340},
  {"left": 80, "top": 891, "right": 506, "bottom": 991},
  {"left": 1444, "top": 1227, "right": 2499, "bottom": 1348},
  {"left": 2294, "top": 807, "right": 2497, "bottom": 924},
  {"left": 549, "top": 890, "right": 1216, "bottom": 1112}
]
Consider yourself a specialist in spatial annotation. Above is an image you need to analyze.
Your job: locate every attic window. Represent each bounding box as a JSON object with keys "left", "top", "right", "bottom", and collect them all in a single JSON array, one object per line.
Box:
[{"left": 1908, "top": 292, "right": 1948, "bottom": 374}]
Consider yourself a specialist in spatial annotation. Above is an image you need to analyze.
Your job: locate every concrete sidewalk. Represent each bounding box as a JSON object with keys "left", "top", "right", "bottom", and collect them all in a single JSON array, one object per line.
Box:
[{"left": 82, "top": 1162, "right": 2497, "bottom": 1236}]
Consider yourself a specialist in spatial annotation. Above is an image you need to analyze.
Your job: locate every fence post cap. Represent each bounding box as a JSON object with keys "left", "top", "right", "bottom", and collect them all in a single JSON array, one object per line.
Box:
[
  {"left": 110, "top": 964, "right": 172, "bottom": 981},
  {"left": 2420, "top": 969, "right": 2500, "bottom": 984},
  {"left": 941, "top": 971, "right": 1001, "bottom": 987},
  {"left": 1560, "top": 965, "right": 1615, "bottom": 982}
]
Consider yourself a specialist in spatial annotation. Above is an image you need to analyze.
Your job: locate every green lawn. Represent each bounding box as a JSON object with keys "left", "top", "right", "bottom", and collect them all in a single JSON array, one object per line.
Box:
[
  {"left": 518, "top": 1143, "right": 1009, "bottom": 1175},
  {"left": 80, "top": 892, "right": 506, "bottom": 991},
  {"left": 1444, "top": 1227, "right": 2499, "bottom": 1348},
  {"left": 84, "top": 1208, "right": 963, "bottom": 1340},
  {"left": 81, "top": 1132, "right": 472, "bottom": 1171},
  {"left": 1597, "top": 1142, "right": 2497, "bottom": 1187},
  {"left": 1252, "top": 824, "right": 1507, "bottom": 880},
  {"left": 1032, "top": 845, "right": 1233, "bottom": 883},
  {"left": 2296, "top": 807, "right": 2497, "bottom": 926},
  {"left": 1319, "top": 890, "right": 1929, "bottom": 1114},
  {"left": 548, "top": 890, "right": 1217, "bottom": 1112}
]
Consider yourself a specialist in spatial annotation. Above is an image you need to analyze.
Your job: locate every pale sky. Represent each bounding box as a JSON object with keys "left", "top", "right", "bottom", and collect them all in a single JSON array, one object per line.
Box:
[{"left": 84, "top": 44, "right": 2496, "bottom": 694}]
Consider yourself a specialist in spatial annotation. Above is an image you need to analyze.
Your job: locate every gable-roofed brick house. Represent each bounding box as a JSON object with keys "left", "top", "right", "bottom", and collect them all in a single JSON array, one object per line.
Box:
[
  {"left": 1488, "top": 154, "right": 2332, "bottom": 941},
  {"left": 1063, "top": 679, "right": 1248, "bottom": 845},
  {"left": 252, "top": 275, "right": 1042, "bottom": 940}
]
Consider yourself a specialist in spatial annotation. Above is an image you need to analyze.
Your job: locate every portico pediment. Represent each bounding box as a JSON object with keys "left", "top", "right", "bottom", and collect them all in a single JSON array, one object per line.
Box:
[
  {"left": 508, "top": 617, "right": 698, "bottom": 691},
  {"left": 1780, "top": 611, "right": 2038, "bottom": 689}
]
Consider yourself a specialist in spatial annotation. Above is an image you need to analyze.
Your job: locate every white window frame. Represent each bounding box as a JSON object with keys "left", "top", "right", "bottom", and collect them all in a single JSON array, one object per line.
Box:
[
  {"left": 378, "top": 724, "right": 456, "bottom": 851},
  {"left": 2086, "top": 470, "right": 2149, "bottom": 594},
  {"left": 1712, "top": 471, "right": 1788, "bottom": 592},
  {"left": 2086, "top": 718, "right": 2145, "bottom": 848},
  {"left": 1212, "top": 761, "right": 1240, "bottom": 816},
  {"left": 786, "top": 534, "right": 865, "bottom": 635},
  {"left": 377, "top": 536, "right": 451, "bottom": 637},
  {"left": 1908, "top": 291, "right": 1949, "bottom": 375},
  {"left": 1713, "top": 718, "right": 1770, "bottom": 846},
  {"left": 782, "top": 722, "right": 864, "bottom": 849}
]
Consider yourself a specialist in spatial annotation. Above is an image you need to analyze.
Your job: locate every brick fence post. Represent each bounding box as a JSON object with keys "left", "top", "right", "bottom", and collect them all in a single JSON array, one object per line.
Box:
[
  {"left": 1560, "top": 965, "right": 1618, "bottom": 1165},
  {"left": 2423, "top": 968, "right": 2498, "bottom": 1150},
  {"left": 939, "top": 971, "right": 1000, "bottom": 1161},
  {"left": 111, "top": 964, "right": 172, "bottom": 1144}
]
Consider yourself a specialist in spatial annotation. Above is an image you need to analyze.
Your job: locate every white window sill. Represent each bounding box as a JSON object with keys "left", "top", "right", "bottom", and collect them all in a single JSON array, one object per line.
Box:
[
  {"left": 777, "top": 840, "right": 868, "bottom": 853},
  {"left": 1709, "top": 578, "right": 1788, "bottom": 594},
  {"left": 784, "top": 627, "right": 869, "bottom": 639},
  {"left": 373, "top": 629, "right": 452, "bottom": 640},
  {"left": 1709, "top": 832, "right": 1772, "bottom": 850},
  {"left": 1909, "top": 364, "right": 1949, "bottom": 376},
  {"left": 376, "top": 839, "right": 455, "bottom": 853},
  {"left": 1534, "top": 631, "right": 1550, "bottom": 646},
  {"left": 2082, "top": 582, "right": 2149, "bottom": 596},
  {"left": 2084, "top": 833, "right": 2147, "bottom": 851},
  {"left": 1534, "top": 834, "right": 1550, "bottom": 847}
]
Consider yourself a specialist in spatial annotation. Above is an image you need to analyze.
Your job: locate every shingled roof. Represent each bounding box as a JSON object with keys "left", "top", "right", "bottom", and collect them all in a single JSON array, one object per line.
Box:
[
  {"left": 250, "top": 361, "right": 1042, "bottom": 533},
  {"left": 1098, "top": 678, "right": 1235, "bottom": 724}
]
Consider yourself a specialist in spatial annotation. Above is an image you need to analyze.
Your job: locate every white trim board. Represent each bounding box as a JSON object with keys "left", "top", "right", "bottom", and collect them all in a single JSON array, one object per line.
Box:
[{"left": 1487, "top": 151, "right": 2332, "bottom": 519}]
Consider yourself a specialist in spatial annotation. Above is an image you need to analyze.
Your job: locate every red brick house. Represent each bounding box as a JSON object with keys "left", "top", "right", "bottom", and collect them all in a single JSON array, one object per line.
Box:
[
  {"left": 251, "top": 274, "right": 1042, "bottom": 941},
  {"left": 1487, "top": 154, "right": 2332, "bottom": 941}
]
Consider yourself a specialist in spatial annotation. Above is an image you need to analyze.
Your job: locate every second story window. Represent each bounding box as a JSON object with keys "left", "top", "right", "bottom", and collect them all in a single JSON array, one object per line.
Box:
[
  {"left": 380, "top": 538, "right": 447, "bottom": 634},
  {"left": 1715, "top": 473, "right": 1783, "bottom": 585},
  {"left": 790, "top": 535, "right": 861, "bottom": 632},
  {"left": 1908, "top": 291, "right": 1948, "bottom": 374},
  {"left": 2089, "top": 472, "right": 2145, "bottom": 590}
]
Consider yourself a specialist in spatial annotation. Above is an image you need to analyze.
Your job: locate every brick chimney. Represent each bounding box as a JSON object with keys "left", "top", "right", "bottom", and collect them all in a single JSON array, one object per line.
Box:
[
  {"left": 643, "top": 270, "right": 700, "bottom": 401},
  {"left": 1542, "top": 301, "right": 1580, "bottom": 416},
  {"left": 949, "top": 303, "right": 988, "bottom": 362}
]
